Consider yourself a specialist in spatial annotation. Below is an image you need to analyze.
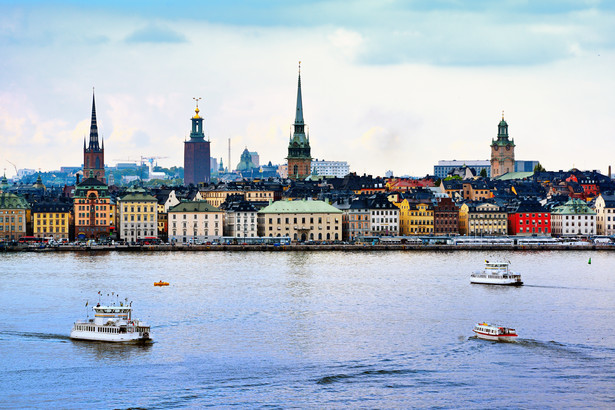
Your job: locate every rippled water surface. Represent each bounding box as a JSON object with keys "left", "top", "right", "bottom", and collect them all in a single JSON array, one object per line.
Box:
[{"left": 1, "top": 250, "right": 615, "bottom": 408}]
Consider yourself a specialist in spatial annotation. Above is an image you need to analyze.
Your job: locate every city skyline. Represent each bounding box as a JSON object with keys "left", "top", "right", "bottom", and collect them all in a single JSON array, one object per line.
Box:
[{"left": 1, "top": 1, "right": 615, "bottom": 178}]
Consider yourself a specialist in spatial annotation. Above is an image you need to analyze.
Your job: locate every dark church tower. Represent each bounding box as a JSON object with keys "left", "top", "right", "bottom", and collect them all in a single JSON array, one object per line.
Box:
[
  {"left": 286, "top": 62, "right": 312, "bottom": 180},
  {"left": 184, "top": 99, "right": 211, "bottom": 186},
  {"left": 83, "top": 91, "right": 105, "bottom": 183}
]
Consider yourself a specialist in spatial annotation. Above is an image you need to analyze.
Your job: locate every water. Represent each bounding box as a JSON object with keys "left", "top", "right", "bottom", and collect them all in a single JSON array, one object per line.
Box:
[{"left": 1, "top": 250, "right": 615, "bottom": 408}]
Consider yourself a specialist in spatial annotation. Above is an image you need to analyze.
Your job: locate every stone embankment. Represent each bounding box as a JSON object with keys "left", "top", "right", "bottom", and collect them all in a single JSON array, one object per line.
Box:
[{"left": 2, "top": 244, "right": 613, "bottom": 252}]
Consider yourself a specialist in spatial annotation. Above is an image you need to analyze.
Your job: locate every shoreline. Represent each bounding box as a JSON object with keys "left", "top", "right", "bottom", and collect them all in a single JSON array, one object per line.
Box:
[{"left": 2, "top": 244, "right": 613, "bottom": 252}]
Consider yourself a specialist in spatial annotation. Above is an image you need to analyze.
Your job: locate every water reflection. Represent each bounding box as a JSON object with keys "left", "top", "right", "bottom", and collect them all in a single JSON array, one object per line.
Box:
[{"left": 70, "top": 339, "right": 153, "bottom": 361}]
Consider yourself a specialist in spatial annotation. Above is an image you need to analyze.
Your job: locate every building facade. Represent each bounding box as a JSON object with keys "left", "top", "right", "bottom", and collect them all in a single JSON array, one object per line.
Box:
[
  {"left": 347, "top": 199, "right": 370, "bottom": 242},
  {"left": 168, "top": 201, "right": 223, "bottom": 243},
  {"left": 398, "top": 200, "right": 433, "bottom": 235},
  {"left": 459, "top": 202, "right": 508, "bottom": 236},
  {"left": 0, "top": 192, "right": 29, "bottom": 241},
  {"left": 433, "top": 197, "right": 460, "bottom": 235},
  {"left": 551, "top": 198, "right": 596, "bottom": 237},
  {"left": 490, "top": 114, "right": 515, "bottom": 178},
  {"left": 73, "top": 173, "right": 115, "bottom": 240},
  {"left": 258, "top": 199, "right": 342, "bottom": 242},
  {"left": 311, "top": 159, "right": 350, "bottom": 178},
  {"left": 595, "top": 194, "right": 615, "bottom": 236},
  {"left": 118, "top": 188, "right": 158, "bottom": 242},
  {"left": 32, "top": 202, "right": 73, "bottom": 240},
  {"left": 184, "top": 102, "right": 211, "bottom": 186},
  {"left": 368, "top": 195, "right": 399, "bottom": 236},
  {"left": 434, "top": 160, "right": 491, "bottom": 179},
  {"left": 286, "top": 65, "right": 312, "bottom": 180},
  {"left": 222, "top": 199, "right": 258, "bottom": 238},
  {"left": 507, "top": 201, "right": 551, "bottom": 236}
]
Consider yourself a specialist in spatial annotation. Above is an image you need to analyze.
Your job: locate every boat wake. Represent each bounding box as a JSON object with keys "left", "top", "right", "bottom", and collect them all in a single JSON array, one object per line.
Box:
[{"left": 0, "top": 330, "right": 71, "bottom": 341}]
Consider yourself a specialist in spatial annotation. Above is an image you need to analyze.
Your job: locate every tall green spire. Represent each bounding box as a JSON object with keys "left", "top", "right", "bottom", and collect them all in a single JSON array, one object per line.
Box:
[{"left": 295, "top": 62, "right": 304, "bottom": 125}]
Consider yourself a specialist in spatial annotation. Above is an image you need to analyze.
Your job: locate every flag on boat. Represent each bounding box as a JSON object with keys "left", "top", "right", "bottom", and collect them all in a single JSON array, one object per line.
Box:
[{"left": 85, "top": 301, "right": 88, "bottom": 307}]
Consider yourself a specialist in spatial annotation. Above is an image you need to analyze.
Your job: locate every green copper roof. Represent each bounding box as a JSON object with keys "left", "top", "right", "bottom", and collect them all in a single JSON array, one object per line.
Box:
[
  {"left": 0, "top": 192, "right": 30, "bottom": 209},
  {"left": 119, "top": 189, "right": 157, "bottom": 202},
  {"left": 169, "top": 201, "right": 222, "bottom": 213},
  {"left": 552, "top": 198, "right": 596, "bottom": 215},
  {"left": 258, "top": 199, "right": 342, "bottom": 214},
  {"left": 494, "top": 171, "right": 533, "bottom": 181}
]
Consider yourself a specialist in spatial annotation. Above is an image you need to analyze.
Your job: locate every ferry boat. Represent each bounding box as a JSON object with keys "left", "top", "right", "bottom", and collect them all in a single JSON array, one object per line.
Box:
[
  {"left": 470, "top": 261, "right": 523, "bottom": 286},
  {"left": 70, "top": 303, "right": 151, "bottom": 343},
  {"left": 473, "top": 322, "right": 518, "bottom": 342}
]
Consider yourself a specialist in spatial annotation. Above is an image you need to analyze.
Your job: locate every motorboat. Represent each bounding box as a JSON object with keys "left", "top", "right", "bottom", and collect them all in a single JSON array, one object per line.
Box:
[
  {"left": 470, "top": 260, "right": 523, "bottom": 286},
  {"left": 70, "top": 302, "right": 151, "bottom": 343},
  {"left": 154, "top": 281, "right": 169, "bottom": 286},
  {"left": 473, "top": 322, "right": 518, "bottom": 342}
]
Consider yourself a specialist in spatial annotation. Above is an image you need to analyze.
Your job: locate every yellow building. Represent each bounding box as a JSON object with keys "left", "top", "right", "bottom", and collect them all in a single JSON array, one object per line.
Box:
[
  {"left": 397, "top": 199, "right": 434, "bottom": 235},
  {"left": 459, "top": 202, "right": 507, "bottom": 235},
  {"left": 118, "top": 188, "right": 158, "bottom": 242},
  {"left": 200, "top": 188, "right": 278, "bottom": 208},
  {"left": 0, "top": 192, "right": 29, "bottom": 241},
  {"left": 32, "top": 202, "right": 73, "bottom": 240}
]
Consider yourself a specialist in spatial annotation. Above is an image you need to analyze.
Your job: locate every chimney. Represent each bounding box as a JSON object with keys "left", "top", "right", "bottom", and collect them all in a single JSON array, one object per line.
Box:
[
  {"left": 609, "top": 165, "right": 612, "bottom": 179},
  {"left": 76, "top": 173, "right": 80, "bottom": 185}
]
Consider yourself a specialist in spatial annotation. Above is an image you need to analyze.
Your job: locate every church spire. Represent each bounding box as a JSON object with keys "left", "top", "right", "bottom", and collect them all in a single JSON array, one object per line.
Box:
[
  {"left": 88, "top": 89, "right": 100, "bottom": 151},
  {"left": 295, "top": 61, "right": 304, "bottom": 125}
]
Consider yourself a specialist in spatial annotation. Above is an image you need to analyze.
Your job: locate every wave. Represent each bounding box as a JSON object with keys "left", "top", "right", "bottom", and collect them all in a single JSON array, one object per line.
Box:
[
  {"left": 0, "top": 331, "right": 71, "bottom": 341},
  {"left": 316, "top": 368, "right": 430, "bottom": 385}
]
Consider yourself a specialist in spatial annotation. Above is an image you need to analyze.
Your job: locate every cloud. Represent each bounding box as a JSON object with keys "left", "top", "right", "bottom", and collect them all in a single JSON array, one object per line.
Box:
[{"left": 125, "top": 24, "right": 187, "bottom": 43}]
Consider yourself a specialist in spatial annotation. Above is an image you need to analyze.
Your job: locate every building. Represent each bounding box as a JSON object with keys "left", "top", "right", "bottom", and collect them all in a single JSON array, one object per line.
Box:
[
  {"left": 258, "top": 199, "right": 342, "bottom": 242},
  {"left": 168, "top": 201, "right": 223, "bottom": 243},
  {"left": 594, "top": 194, "right": 615, "bottom": 236},
  {"left": 433, "top": 197, "right": 459, "bottom": 235},
  {"left": 118, "top": 188, "right": 158, "bottom": 242},
  {"left": 249, "top": 151, "right": 260, "bottom": 168},
  {"left": 462, "top": 180, "right": 493, "bottom": 201},
  {"left": 434, "top": 160, "right": 491, "bottom": 179},
  {"left": 551, "top": 198, "right": 596, "bottom": 237},
  {"left": 398, "top": 199, "right": 433, "bottom": 235},
  {"left": 515, "top": 160, "right": 540, "bottom": 173},
  {"left": 73, "top": 172, "right": 115, "bottom": 240},
  {"left": 221, "top": 198, "right": 258, "bottom": 238},
  {"left": 83, "top": 92, "right": 105, "bottom": 183},
  {"left": 346, "top": 198, "right": 370, "bottom": 242},
  {"left": 32, "top": 202, "right": 73, "bottom": 240},
  {"left": 184, "top": 101, "right": 211, "bottom": 186},
  {"left": 507, "top": 201, "right": 551, "bottom": 236},
  {"left": 490, "top": 113, "right": 516, "bottom": 178},
  {"left": 459, "top": 202, "right": 508, "bottom": 236},
  {"left": 368, "top": 195, "right": 399, "bottom": 236},
  {"left": 311, "top": 159, "right": 350, "bottom": 178},
  {"left": 0, "top": 192, "right": 29, "bottom": 241},
  {"left": 286, "top": 64, "right": 312, "bottom": 180}
]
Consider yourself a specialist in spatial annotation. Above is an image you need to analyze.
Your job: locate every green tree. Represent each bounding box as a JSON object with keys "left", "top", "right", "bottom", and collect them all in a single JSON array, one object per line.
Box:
[
  {"left": 480, "top": 168, "right": 488, "bottom": 178},
  {"left": 533, "top": 163, "right": 545, "bottom": 173}
]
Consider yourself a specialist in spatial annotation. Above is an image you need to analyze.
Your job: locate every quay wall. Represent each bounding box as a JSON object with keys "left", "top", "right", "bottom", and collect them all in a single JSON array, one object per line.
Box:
[{"left": 2, "top": 244, "right": 614, "bottom": 252}]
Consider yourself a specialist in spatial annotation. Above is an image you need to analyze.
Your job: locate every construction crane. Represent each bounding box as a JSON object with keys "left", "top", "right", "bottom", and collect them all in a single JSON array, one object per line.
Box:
[{"left": 6, "top": 160, "right": 18, "bottom": 176}]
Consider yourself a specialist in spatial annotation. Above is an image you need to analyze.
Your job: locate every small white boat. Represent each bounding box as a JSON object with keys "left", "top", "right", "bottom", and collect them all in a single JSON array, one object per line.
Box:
[
  {"left": 473, "top": 322, "right": 518, "bottom": 341},
  {"left": 70, "top": 302, "right": 151, "bottom": 343},
  {"left": 470, "top": 261, "right": 523, "bottom": 286}
]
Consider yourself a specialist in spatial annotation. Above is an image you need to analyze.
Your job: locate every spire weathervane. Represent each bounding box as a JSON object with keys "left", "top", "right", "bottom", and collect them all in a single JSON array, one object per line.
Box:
[
  {"left": 298, "top": 60, "right": 301, "bottom": 75},
  {"left": 193, "top": 97, "right": 202, "bottom": 108},
  {"left": 502, "top": 110, "right": 505, "bottom": 120}
]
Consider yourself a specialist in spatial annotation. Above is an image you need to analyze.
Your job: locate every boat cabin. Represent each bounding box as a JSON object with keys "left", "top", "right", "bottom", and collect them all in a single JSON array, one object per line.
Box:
[{"left": 93, "top": 305, "right": 132, "bottom": 325}]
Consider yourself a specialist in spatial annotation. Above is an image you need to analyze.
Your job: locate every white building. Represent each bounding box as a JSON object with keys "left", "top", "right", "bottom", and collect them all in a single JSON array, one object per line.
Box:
[
  {"left": 551, "top": 198, "right": 596, "bottom": 237},
  {"left": 168, "top": 201, "right": 223, "bottom": 243},
  {"left": 311, "top": 159, "right": 350, "bottom": 178},
  {"left": 594, "top": 194, "right": 615, "bottom": 236},
  {"left": 368, "top": 196, "right": 399, "bottom": 236},
  {"left": 223, "top": 200, "right": 259, "bottom": 238}
]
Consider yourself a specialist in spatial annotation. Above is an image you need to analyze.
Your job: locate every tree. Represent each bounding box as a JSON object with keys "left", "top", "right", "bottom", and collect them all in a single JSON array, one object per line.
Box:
[
  {"left": 480, "top": 168, "right": 488, "bottom": 178},
  {"left": 533, "top": 163, "right": 545, "bottom": 173}
]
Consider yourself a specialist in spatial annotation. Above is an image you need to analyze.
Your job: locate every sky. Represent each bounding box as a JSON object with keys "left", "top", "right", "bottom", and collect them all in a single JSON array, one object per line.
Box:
[{"left": 1, "top": 0, "right": 615, "bottom": 179}]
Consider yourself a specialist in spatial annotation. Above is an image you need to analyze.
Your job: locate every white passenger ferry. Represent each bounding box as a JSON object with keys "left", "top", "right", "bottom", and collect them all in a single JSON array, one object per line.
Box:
[
  {"left": 473, "top": 322, "right": 518, "bottom": 342},
  {"left": 470, "top": 261, "right": 523, "bottom": 286},
  {"left": 70, "top": 303, "right": 151, "bottom": 343}
]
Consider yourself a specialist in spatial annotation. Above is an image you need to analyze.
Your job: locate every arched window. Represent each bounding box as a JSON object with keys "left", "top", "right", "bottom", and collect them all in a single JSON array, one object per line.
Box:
[
  {"left": 293, "top": 165, "right": 299, "bottom": 176},
  {"left": 95, "top": 157, "right": 100, "bottom": 169}
]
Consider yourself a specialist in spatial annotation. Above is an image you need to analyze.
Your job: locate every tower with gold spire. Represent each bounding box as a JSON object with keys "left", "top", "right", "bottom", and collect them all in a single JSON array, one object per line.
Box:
[
  {"left": 286, "top": 62, "right": 312, "bottom": 181},
  {"left": 83, "top": 90, "right": 105, "bottom": 183},
  {"left": 184, "top": 98, "right": 211, "bottom": 186},
  {"left": 490, "top": 112, "right": 515, "bottom": 178}
]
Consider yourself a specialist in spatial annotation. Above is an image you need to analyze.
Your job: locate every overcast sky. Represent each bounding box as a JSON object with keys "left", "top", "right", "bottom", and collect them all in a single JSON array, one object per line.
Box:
[{"left": 1, "top": 0, "right": 614, "bottom": 178}]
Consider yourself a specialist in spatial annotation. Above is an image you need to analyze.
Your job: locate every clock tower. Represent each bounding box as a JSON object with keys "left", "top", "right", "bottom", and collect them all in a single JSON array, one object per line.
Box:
[{"left": 490, "top": 112, "right": 515, "bottom": 178}]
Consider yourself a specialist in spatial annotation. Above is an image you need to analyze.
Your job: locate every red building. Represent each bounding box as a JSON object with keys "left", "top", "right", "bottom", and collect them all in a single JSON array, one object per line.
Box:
[
  {"left": 508, "top": 201, "right": 551, "bottom": 236},
  {"left": 433, "top": 197, "right": 459, "bottom": 235},
  {"left": 184, "top": 103, "right": 211, "bottom": 186}
]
